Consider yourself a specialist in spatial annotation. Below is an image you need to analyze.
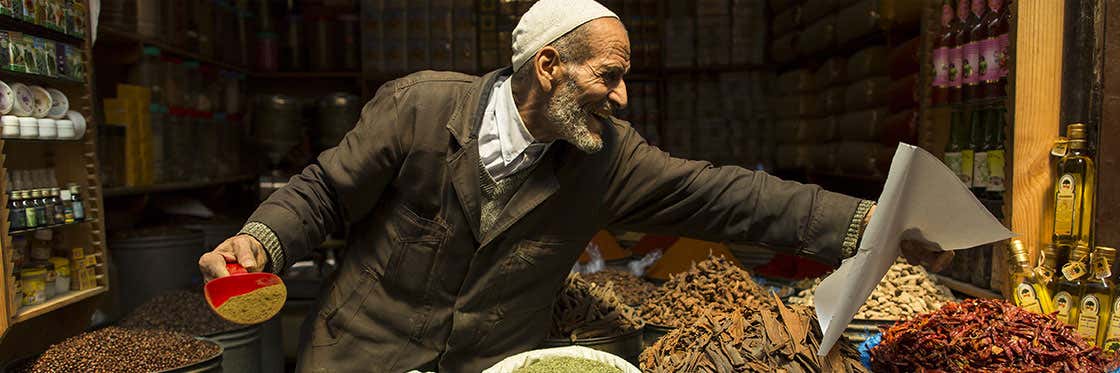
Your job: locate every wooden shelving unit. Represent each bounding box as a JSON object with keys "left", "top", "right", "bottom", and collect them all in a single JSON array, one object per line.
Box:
[
  {"left": 97, "top": 27, "right": 248, "bottom": 73},
  {"left": 103, "top": 175, "right": 256, "bottom": 198},
  {"left": 0, "top": 1, "right": 107, "bottom": 359}
]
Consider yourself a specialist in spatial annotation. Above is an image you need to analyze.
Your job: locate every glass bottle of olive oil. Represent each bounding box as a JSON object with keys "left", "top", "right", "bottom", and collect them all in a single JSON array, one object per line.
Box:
[
  {"left": 1008, "top": 240, "right": 1053, "bottom": 314},
  {"left": 1077, "top": 247, "right": 1115, "bottom": 346},
  {"left": 1053, "top": 244, "right": 1091, "bottom": 326},
  {"left": 1100, "top": 247, "right": 1120, "bottom": 353},
  {"left": 1053, "top": 123, "right": 1095, "bottom": 248}
]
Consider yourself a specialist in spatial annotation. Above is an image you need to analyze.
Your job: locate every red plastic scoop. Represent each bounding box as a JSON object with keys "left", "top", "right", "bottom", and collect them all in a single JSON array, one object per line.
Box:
[{"left": 204, "top": 263, "right": 287, "bottom": 325}]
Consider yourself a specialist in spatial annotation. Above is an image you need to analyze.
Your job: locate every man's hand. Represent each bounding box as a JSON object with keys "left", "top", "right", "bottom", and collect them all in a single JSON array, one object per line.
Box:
[
  {"left": 198, "top": 234, "right": 269, "bottom": 282},
  {"left": 863, "top": 204, "right": 954, "bottom": 272}
]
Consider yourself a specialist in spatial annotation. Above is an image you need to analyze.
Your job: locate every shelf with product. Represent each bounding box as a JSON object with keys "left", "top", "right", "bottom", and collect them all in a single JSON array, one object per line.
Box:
[{"left": 0, "top": 0, "right": 106, "bottom": 361}]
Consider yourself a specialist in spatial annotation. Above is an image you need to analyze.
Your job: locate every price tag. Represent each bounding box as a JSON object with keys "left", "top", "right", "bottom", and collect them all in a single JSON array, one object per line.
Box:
[
  {"left": 1051, "top": 138, "right": 1070, "bottom": 157},
  {"left": 1095, "top": 258, "right": 1113, "bottom": 280},
  {"left": 1063, "top": 260, "right": 1088, "bottom": 281}
]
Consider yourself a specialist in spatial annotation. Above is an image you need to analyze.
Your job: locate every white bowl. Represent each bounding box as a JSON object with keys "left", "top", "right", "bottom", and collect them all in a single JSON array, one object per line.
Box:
[
  {"left": 66, "top": 110, "right": 86, "bottom": 140},
  {"left": 0, "top": 81, "right": 12, "bottom": 115},
  {"left": 46, "top": 88, "right": 68, "bottom": 119},
  {"left": 29, "top": 85, "right": 51, "bottom": 118}
]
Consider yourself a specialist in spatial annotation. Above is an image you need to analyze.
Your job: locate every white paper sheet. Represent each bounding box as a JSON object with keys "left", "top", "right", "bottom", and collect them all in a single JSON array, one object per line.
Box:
[{"left": 815, "top": 143, "right": 1014, "bottom": 356}]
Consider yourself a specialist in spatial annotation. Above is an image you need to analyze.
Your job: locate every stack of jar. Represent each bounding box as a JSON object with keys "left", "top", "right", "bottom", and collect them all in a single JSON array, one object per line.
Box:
[
  {"left": 13, "top": 232, "right": 71, "bottom": 308},
  {"left": 6, "top": 168, "right": 86, "bottom": 232},
  {"left": 128, "top": 47, "right": 246, "bottom": 183},
  {"left": 0, "top": 80, "right": 85, "bottom": 140}
]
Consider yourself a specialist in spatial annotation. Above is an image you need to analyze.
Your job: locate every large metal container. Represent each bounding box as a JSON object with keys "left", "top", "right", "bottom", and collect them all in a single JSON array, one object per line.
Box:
[
  {"left": 540, "top": 328, "right": 644, "bottom": 365},
  {"left": 641, "top": 324, "right": 675, "bottom": 350},
  {"left": 254, "top": 94, "right": 303, "bottom": 166},
  {"left": 159, "top": 338, "right": 225, "bottom": 373},
  {"left": 184, "top": 221, "right": 242, "bottom": 251},
  {"left": 206, "top": 326, "right": 262, "bottom": 373},
  {"left": 316, "top": 93, "right": 361, "bottom": 150},
  {"left": 109, "top": 228, "right": 206, "bottom": 314}
]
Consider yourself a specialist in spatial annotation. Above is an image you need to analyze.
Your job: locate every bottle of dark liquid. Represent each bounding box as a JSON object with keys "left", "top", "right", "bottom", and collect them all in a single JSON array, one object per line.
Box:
[
  {"left": 40, "top": 188, "right": 56, "bottom": 226},
  {"left": 985, "top": 107, "right": 1007, "bottom": 199},
  {"left": 8, "top": 190, "right": 24, "bottom": 231},
  {"left": 20, "top": 191, "right": 37, "bottom": 228},
  {"left": 969, "top": 108, "right": 989, "bottom": 195},
  {"left": 951, "top": 0, "right": 970, "bottom": 104},
  {"left": 933, "top": 0, "right": 956, "bottom": 105},
  {"left": 68, "top": 183, "right": 85, "bottom": 222},
  {"left": 983, "top": 0, "right": 1008, "bottom": 98},
  {"left": 31, "top": 189, "right": 47, "bottom": 226},
  {"left": 963, "top": 0, "right": 987, "bottom": 103},
  {"left": 944, "top": 109, "right": 974, "bottom": 186},
  {"left": 49, "top": 188, "right": 64, "bottom": 224}
]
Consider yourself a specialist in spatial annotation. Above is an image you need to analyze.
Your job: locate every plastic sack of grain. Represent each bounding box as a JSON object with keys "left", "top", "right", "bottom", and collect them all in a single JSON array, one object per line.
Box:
[{"left": 484, "top": 346, "right": 640, "bottom": 373}]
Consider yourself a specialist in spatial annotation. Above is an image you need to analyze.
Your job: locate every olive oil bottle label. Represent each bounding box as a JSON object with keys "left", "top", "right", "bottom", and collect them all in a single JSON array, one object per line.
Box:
[
  {"left": 1062, "top": 260, "right": 1087, "bottom": 281},
  {"left": 961, "top": 150, "right": 975, "bottom": 186},
  {"left": 1104, "top": 297, "right": 1120, "bottom": 353},
  {"left": 1014, "top": 283, "right": 1043, "bottom": 313},
  {"left": 1051, "top": 137, "right": 1069, "bottom": 157},
  {"left": 1054, "top": 291, "right": 1075, "bottom": 323},
  {"left": 1078, "top": 294, "right": 1103, "bottom": 345},
  {"left": 986, "top": 149, "right": 1006, "bottom": 192},
  {"left": 1055, "top": 174, "right": 1078, "bottom": 236},
  {"left": 972, "top": 151, "right": 989, "bottom": 189},
  {"left": 945, "top": 152, "right": 965, "bottom": 184}
]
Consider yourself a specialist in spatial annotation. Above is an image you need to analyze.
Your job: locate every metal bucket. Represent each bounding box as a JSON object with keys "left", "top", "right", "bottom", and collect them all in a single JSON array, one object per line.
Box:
[
  {"left": 843, "top": 318, "right": 897, "bottom": 344},
  {"left": 254, "top": 94, "right": 303, "bottom": 166},
  {"left": 110, "top": 228, "right": 206, "bottom": 314},
  {"left": 206, "top": 325, "right": 262, "bottom": 373},
  {"left": 642, "top": 324, "right": 675, "bottom": 350},
  {"left": 158, "top": 337, "right": 225, "bottom": 373},
  {"left": 540, "top": 328, "right": 644, "bottom": 365},
  {"left": 184, "top": 222, "right": 242, "bottom": 252},
  {"left": 316, "top": 93, "right": 361, "bottom": 150}
]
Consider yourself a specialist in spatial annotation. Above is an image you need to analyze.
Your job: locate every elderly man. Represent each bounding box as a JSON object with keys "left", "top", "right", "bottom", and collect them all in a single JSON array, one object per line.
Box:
[{"left": 198, "top": 0, "right": 949, "bottom": 371}]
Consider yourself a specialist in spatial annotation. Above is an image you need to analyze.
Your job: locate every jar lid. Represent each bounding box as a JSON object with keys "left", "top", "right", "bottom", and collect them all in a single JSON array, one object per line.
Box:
[
  {"left": 49, "top": 257, "right": 69, "bottom": 266},
  {"left": 21, "top": 267, "right": 46, "bottom": 276}
]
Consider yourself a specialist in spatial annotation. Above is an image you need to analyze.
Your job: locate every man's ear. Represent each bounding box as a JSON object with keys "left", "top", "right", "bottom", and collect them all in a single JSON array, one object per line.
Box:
[{"left": 534, "top": 46, "right": 563, "bottom": 92}]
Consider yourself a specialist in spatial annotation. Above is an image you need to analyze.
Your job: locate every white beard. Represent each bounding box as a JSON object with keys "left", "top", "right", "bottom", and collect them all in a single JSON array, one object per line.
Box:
[{"left": 545, "top": 79, "right": 604, "bottom": 154}]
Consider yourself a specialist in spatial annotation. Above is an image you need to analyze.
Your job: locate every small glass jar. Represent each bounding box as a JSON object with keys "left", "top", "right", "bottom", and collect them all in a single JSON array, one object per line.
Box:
[
  {"left": 49, "top": 257, "right": 70, "bottom": 294},
  {"left": 20, "top": 266, "right": 46, "bottom": 306}
]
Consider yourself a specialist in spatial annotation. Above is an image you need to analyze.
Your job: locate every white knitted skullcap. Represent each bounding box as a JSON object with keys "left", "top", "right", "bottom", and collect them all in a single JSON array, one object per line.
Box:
[{"left": 511, "top": 0, "right": 619, "bottom": 71}]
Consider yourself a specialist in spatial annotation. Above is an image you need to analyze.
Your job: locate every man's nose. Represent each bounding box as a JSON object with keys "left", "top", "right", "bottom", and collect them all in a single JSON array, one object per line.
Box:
[{"left": 609, "top": 79, "right": 627, "bottom": 110}]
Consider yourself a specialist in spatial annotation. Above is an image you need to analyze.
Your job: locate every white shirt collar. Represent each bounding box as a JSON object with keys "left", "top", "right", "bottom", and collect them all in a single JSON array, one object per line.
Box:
[{"left": 492, "top": 77, "right": 540, "bottom": 163}]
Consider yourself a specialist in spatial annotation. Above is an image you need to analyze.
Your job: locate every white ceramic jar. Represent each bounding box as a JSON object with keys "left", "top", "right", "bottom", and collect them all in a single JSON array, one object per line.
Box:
[
  {"left": 37, "top": 118, "right": 56, "bottom": 139},
  {"left": 18, "top": 117, "right": 38, "bottom": 139},
  {"left": 2, "top": 115, "right": 19, "bottom": 138}
]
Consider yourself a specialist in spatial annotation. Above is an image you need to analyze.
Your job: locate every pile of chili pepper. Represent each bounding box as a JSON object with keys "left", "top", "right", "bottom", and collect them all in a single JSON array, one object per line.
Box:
[{"left": 871, "top": 298, "right": 1119, "bottom": 372}]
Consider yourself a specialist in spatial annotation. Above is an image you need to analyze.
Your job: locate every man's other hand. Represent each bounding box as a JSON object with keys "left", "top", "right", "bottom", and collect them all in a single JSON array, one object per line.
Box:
[
  {"left": 198, "top": 234, "right": 268, "bottom": 282},
  {"left": 901, "top": 240, "right": 953, "bottom": 272}
]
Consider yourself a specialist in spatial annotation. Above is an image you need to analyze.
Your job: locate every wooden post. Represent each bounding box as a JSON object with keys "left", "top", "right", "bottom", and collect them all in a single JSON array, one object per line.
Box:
[
  {"left": 1095, "top": 1, "right": 1120, "bottom": 248},
  {"left": 1010, "top": 0, "right": 1065, "bottom": 278}
]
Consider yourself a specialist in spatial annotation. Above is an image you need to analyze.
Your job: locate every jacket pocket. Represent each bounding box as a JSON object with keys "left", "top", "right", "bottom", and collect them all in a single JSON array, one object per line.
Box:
[
  {"left": 497, "top": 238, "right": 573, "bottom": 315},
  {"left": 313, "top": 265, "right": 379, "bottom": 347},
  {"left": 384, "top": 204, "right": 450, "bottom": 298}
]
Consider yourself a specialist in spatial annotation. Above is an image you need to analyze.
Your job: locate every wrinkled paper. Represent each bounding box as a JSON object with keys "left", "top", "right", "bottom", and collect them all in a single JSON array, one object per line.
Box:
[{"left": 815, "top": 143, "right": 1014, "bottom": 355}]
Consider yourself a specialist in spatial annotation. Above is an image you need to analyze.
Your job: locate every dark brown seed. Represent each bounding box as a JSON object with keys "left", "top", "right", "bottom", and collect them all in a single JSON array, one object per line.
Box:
[
  {"left": 22, "top": 326, "right": 220, "bottom": 373},
  {"left": 119, "top": 289, "right": 242, "bottom": 336}
]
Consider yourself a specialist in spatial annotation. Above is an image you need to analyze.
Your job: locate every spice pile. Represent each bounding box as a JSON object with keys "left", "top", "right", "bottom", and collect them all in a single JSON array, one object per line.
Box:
[
  {"left": 640, "top": 298, "right": 867, "bottom": 372},
  {"left": 549, "top": 273, "right": 643, "bottom": 341},
  {"left": 120, "top": 290, "right": 241, "bottom": 336},
  {"left": 582, "top": 269, "right": 661, "bottom": 309},
  {"left": 20, "top": 327, "right": 220, "bottom": 372},
  {"left": 640, "top": 255, "right": 776, "bottom": 328},
  {"left": 512, "top": 357, "right": 623, "bottom": 373},
  {"left": 789, "top": 259, "right": 957, "bottom": 320},
  {"left": 871, "top": 299, "right": 1118, "bottom": 372}
]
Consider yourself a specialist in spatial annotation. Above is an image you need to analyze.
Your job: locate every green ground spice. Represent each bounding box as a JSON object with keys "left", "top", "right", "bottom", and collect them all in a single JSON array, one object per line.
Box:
[{"left": 512, "top": 356, "right": 623, "bottom": 373}]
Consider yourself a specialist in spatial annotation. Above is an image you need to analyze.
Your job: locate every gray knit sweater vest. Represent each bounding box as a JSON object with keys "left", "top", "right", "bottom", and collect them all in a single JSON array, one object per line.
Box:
[{"left": 479, "top": 161, "right": 535, "bottom": 235}]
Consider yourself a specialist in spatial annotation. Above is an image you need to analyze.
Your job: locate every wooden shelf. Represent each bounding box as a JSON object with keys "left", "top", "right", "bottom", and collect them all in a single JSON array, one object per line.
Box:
[
  {"left": 9, "top": 219, "right": 94, "bottom": 235},
  {"left": 0, "top": 69, "right": 84, "bottom": 87},
  {"left": 250, "top": 71, "right": 361, "bottom": 79},
  {"left": 97, "top": 27, "right": 248, "bottom": 73},
  {"left": 103, "top": 175, "right": 257, "bottom": 197},
  {"left": 931, "top": 274, "right": 1002, "bottom": 299},
  {"left": 2, "top": 137, "right": 84, "bottom": 143},
  {"left": 12, "top": 286, "right": 106, "bottom": 323},
  {"left": 0, "top": 15, "right": 83, "bottom": 45}
]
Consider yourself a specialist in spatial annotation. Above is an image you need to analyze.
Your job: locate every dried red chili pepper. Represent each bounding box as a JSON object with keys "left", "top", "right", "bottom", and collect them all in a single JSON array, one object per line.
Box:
[{"left": 871, "top": 299, "right": 1120, "bottom": 372}]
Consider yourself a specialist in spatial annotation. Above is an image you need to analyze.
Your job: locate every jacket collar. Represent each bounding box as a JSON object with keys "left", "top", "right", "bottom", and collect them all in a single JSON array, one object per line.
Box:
[{"left": 447, "top": 67, "right": 512, "bottom": 147}]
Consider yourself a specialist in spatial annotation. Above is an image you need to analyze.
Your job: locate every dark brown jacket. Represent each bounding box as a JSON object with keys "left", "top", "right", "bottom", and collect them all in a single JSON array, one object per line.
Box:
[{"left": 247, "top": 68, "right": 864, "bottom": 372}]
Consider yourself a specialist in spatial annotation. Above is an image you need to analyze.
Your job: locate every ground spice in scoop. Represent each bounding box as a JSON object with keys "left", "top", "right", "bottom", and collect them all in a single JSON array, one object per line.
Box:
[
  {"left": 872, "top": 299, "right": 1119, "bottom": 372},
  {"left": 640, "top": 255, "right": 776, "bottom": 328},
  {"left": 550, "top": 273, "right": 643, "bottom": 341},
  {"left": 640, "top": 297, "right": 867, "bottom": 372},
  {"left": 213, "top": 283, "right": 286, "bottom": 324},
  {"left": 511, "top": 356, "right": 623, "bottom": 373}
]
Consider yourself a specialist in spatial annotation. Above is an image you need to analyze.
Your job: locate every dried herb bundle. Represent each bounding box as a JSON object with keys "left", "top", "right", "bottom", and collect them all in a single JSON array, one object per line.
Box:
[
  {"left": 549, "top": 273, "right": 644, "bottom": 341},
  {"left": 872, "top": 299, "right": 1118, "bottom": 372},
  {"left": 640, "top": 297, "right": 867, "bottom": 372},
  {"left": 789, "top": 259, "right": 957, "bottom": 320},
  {"left": 640, "top": 255, "right": 775, "bottom": 328},
  {"left": 582, "top": 269, "right": 661, "bottom": 309}
]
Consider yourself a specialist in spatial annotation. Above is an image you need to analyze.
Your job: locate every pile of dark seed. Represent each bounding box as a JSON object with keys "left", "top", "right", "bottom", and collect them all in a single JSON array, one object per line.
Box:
[
  {"left": 22, "top": 327, "right": 220, "bottom": 372},
  {"left": 120, "top": 290, "right": 241, "bottom": 336},
  {"left": 582, "top": 269, "right": 661, "bottom": 309}
]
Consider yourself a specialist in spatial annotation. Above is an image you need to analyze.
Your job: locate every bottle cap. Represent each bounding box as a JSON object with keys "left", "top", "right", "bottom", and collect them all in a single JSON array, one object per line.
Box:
[
  {"left": 1096, "top": 246, "right": 1117, "bottom": 259},
  {"left": 1068, "top": 123, "right": 1087, "bottom": 140},
  {"left": 1010, "top": 240, "right": 1030, "bottom": 266},
  {"left": 1072, "top": 243, "right": 1092, "bottom": 260}
]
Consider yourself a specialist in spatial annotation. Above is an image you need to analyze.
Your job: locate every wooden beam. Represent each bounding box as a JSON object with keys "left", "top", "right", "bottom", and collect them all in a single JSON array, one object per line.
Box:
[
  {"left": 1010, "top": 0, "right": 1064, "bottom": 276},
  {"left": 1096, "top": 0, "right": 1120, "bottom": 248}
]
